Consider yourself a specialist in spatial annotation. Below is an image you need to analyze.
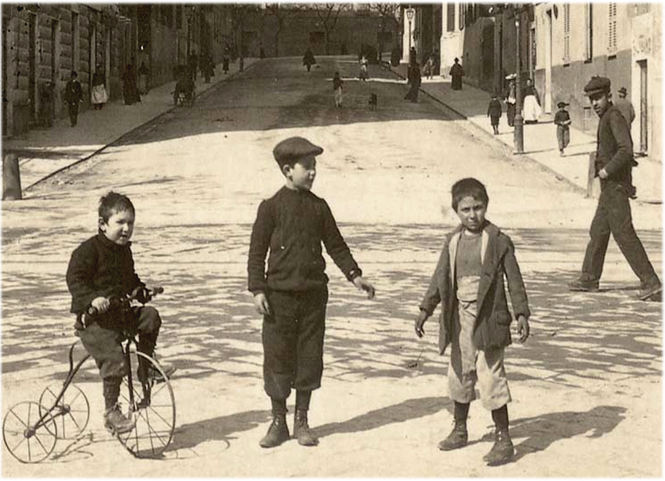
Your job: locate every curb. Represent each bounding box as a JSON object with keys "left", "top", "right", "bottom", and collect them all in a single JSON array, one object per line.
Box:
[
  {"left": 387, "top": 65, "right": 587, "bottom": 195},
  {"left": 23, "top": 60, "right": 260, "bottom": 192}
]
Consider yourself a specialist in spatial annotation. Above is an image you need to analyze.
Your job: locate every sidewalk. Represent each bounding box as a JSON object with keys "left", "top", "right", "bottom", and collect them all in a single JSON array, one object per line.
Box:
[
  {"left": 392, "top": 63, "right": 662, "bottom": 204},
  {"left": 2, "top": 58, "right": 258, "bottom": 191}
]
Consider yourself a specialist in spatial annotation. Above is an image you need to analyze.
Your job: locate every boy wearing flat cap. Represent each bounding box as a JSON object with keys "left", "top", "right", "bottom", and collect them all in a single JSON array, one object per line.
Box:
[
  {"left": 248, "top": 136, "right": 376, "bottom": 448},
  {"left": 569, "top": 76, "right": 661, "bottom": 301},
  {"left": 554, "top": 101, "right": 571, "bottom": 156}
]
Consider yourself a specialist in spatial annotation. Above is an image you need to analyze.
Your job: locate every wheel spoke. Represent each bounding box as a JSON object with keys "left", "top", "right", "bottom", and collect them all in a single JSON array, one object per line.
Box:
[
  {"left": 9, "top": 435, "right": 27, "bottom": 452},
  {"left": 9, "top": 409, "right": 29, "bottom": 429}
]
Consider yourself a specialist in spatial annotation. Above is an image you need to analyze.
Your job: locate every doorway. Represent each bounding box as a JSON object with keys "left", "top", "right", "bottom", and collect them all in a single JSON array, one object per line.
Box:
[{"left": 638, "top": 59, "right": 648, "bottom": 153}]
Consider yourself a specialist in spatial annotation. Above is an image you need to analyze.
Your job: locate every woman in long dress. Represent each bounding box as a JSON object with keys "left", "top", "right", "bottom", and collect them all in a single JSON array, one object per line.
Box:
[
  {"left": 522, "top": 78, "right": 542, "bottom": 123},
  {"left": 91, "top": 65, "right": 108, "bottom": 110}
]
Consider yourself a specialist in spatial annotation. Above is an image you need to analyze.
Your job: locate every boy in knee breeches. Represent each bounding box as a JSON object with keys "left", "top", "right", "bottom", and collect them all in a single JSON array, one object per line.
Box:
[
  {"left": 415, "top": 178, "right": 530, "bottom": 466},
  {"left": 66, "top": 192, "right": 164, "bottom": 435},
  {"left": 248, "top": 137, "right": 375, "bottom": 448}
]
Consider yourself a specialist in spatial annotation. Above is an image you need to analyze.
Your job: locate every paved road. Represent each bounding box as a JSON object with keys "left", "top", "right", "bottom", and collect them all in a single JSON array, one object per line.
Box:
[{"left": 2, "top": 56, "right": 661, "bottom": 477}]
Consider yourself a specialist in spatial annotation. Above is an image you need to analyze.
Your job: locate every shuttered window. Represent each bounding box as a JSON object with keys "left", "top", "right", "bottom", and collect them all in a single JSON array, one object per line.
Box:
[
  {"left": 447, "top": 3, "right": 455, "bottom": 32},
  {"left": 563, "top": 3, "right": 570, "bottom": 63},
  {"left": 585, "top": 3, "right": 593, "bottom": 61},
  {"left": 608, "top": 3, "right": 617, "bottom": 54}
]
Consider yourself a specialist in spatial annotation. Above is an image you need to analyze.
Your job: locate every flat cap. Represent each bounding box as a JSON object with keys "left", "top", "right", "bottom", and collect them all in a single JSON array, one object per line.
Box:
[
  {"left": 584, "top": 76, "right": 611, "bottom": 96},
  {"left": 557, "top": 101, "right": 569, "bottom": 108},
  {"left": 273, "top": 137, "right": 323, "bottom": 165}
]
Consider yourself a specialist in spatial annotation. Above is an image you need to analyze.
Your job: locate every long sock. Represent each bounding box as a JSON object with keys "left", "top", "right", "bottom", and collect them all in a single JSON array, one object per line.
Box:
[
  {"left": 270, "top": 398, "right": 287, "bottom": 416},
  {"left": 295, "top": 390, "right": 312, "bottom": 411},
  {"left": 103, "top": 377, "right": 122, "bottom": 410},
  {"left": 454, "top": 401, "right": 470, "bottom": 423},
  {"left": 491, "top": 404, "right": 509, "bottom": 432}
]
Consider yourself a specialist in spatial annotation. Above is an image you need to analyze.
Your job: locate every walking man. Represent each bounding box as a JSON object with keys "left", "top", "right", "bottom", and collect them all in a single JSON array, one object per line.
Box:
[
  {"left": 614, "top": 87, "right": 636, "bottom": 129},
  {"left": 64, "top": 70, "right": 83, "bottom": 127},
  {"left": 568, "top": 76, "right": 661, "bottom": 301}
]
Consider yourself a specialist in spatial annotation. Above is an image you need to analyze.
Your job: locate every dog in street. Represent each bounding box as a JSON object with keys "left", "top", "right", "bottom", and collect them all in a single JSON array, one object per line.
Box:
[{"left": 368, "top": 93, "right": 378, "bottom": 110}]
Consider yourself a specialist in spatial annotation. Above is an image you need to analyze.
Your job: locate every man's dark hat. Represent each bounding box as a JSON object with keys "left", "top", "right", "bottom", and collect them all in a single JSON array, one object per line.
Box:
[
  {"left": 273, "top": 137, "right": 323, "bottom": 165},
  {"left": 618, "top": 87, "right": 628, "bottom": 95},
  {"left": 557, "top": 101, "right": 569, "bottom": 108},
  {"left": 584, "top": 76, "right": 611, "bottom": 96}
]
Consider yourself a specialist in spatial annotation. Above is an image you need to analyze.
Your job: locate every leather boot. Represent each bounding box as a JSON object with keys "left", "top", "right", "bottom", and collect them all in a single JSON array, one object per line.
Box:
[
  {"left": 259, "top": 414, "right": 290, "bottom": 448},
  {"left": 293, "top": 409, "right": 318, "bottom": 446},
  {"left": 483, "top": 429, "right": 514, "bottom": 466},
  {"left": 438, "top": 420, "right": 468, "bottom": 451}
]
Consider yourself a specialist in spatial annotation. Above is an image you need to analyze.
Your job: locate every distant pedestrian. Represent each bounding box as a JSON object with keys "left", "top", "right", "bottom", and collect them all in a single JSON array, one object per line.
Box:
[
  {"left": 202, "top": 54, "right": 215, "bottom": 83},
  {"left": 122, "top": 61, "right": 141, "bottom": 105},
  {"left": 487, "top": 94, "right": 502, "bottom": 135},
  {"left": 614, "top": 87, "right": 635, "bottom": 129},
  {"left": 449, "top": 57, "right": 464, "bottom": 91},
  {"left": 359, "top": 56, "right": 369, "bottom": 81},
  {"left": 248, "top": 137, "right": 375, "bottom": 449},
  {"left": 404, "top": 62, "right": 421, "bottom": 102},
  {"left": 188, "top": 51, "right": 198, "bottom": 81},
  {"left": 333, "top": 71, "right": 343, "bottom": 108},
  {"left": 424, "top": 55, "right": 435, "bottom": 80},
  {"left": 522, "top": 78, "right": 541, "bottom": 123},
  {"left": 415, "top": 177, "right": 530, "bottom": 467},
  {"left": 554, "top": 101, "right": 571, "bottom": 156},
  {"left": 63, "top": 70, "right": 83, "bottom": 127},
  {"left": 303, "top": 48, "right": 316, "bottom": 72},
  {"left": 504, "top": 74, "right": 517, "bottom": 127},
  {"left": 39, "top": 81, "right": 55, "bottom": 127},
  {"left": 91, "top": 65, "right": 108, "bottom": 110},
  {"left": 138, "top": 61, "right": 150, "bottom": 95},
  {"left": 409, "top": 46, "right": 417, "bottom": 66},
  {"left": 568, "top": 76, "right": 661, "bottom": 301}
]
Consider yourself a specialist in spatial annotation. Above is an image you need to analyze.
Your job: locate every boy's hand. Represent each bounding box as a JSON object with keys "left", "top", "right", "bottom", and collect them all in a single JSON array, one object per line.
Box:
[
  {"left": 516, "top": 315, "right": 530, "bottom": 343},
  {"left": 253, "top": 293, "right": 271, "bottom": 316},
  {"left": 353, "top": 277, "right": 375, "bottom": 299},
  {"left": 414, "top": 310, "right": 428, "bottom": 338},
  {"left": 91, "top": 296, "right": 110, "bottom": 314}
]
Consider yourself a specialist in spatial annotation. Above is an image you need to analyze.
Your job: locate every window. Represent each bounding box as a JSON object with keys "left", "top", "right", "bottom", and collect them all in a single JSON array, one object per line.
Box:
[
  {"left": 563, "top": 3, "right": 570, "bottom": 63},
  {"left": 71, "top": 11, "right": 79, "bottom": 73},
  {"left": 447, "top": 3, "right": 455, "bottom": 32},
  {"left": 459, "top": 4, "right": 465, "bottom": 31},
  {"left": 608, "top": 3, "right": 617, "bottom": 55},
  {"left": 584, "top": 3, "right": 593, "bottom": 61}
]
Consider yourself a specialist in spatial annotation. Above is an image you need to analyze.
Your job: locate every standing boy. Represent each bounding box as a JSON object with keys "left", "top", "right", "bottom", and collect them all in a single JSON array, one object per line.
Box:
[
  {"left": 554, "top": 101, "right": 571, "bottom": 156},
  {"left": 487, "top": 94, "right": 502, "bottom": 135},
  {"left": 333, "top": 72, "right": 344, "bottom": 108},
  {"left": 248, "top": 137, "right": 376, "bottom": 448},
  {"left": 64, "top": 70, "right": 83, "bottom": 127},
  {"left": 415, "top": 178, "right": 530, "bottom": 466},
  {"left": 568, "top": 77, "right": 661, "bottom": 300}
]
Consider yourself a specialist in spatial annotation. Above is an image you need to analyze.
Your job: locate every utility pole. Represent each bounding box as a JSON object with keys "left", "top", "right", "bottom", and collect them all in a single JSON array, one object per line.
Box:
[{"left": 513, "top": 5, "right": 524, "bottom": 154}]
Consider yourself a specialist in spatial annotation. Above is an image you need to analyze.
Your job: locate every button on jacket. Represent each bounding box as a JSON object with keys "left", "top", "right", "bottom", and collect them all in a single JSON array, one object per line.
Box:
[{"left": 248, "top": 187, "right": 361, "bottom": 293}]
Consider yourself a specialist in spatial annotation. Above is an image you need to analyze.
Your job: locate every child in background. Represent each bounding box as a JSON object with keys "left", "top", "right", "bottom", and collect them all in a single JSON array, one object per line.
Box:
[
  {"left": 487, "top": 95, "right": 503, "bottom": 135},
  {"left": 333, "top": 72, "right": 344, "bottom": 108},
  {"left": 554, "top": 101, "right": 572, "bottom": 156}
]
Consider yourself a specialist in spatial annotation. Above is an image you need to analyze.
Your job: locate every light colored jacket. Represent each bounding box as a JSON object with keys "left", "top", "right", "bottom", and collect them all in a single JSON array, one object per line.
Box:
[{"left": 419, "top": 221, "right": 530, "bottom": 354}]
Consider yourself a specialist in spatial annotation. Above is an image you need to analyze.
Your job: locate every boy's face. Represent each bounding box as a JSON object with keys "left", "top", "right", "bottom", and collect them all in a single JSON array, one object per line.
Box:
[
  {"left": 285, "top": 155, "right": 317, "bottom": 191},
  {"left": 100, "top": 209, "right": 135, "bottom": 245},
  {"left": 589, "top": 92, "right": 609, "bottom": 117},
  {"left": 455, "top": 196, "right": 487, "bottom": 233}
]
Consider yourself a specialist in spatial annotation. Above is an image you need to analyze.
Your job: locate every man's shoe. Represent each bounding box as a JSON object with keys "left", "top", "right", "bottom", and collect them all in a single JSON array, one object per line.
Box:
[
  {"left": 259, "top": 415, "right": 290, "bottom": 448},
  {"left": 568, "top": 278, "right": 599, "bottom": 292},
  {"left": 104, "top": 404, "right": 135, "bottom": 435},
  {"left": 148, "top": 364, "right": 176, "bottom": 383},
  {"left": 294, "top": 410, "right": 319, "bottom": 446},
  {"left": 483, "top": 429, "right": 514, "bottom": 466},
  {"left": 438, "top": 421, "right": 468, "bottom": 451},
  {"left": 639, "top": 283, "right": 662, "bottom": 301}
]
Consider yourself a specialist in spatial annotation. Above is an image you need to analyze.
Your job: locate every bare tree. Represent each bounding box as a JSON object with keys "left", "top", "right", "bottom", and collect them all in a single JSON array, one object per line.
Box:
[
  {"left": 265, "top": 4, "right": 305, "bottom": 57},
  {"left": 312, "top": 3, "right": 349, "bottom": 55},
  {"left": 369, "top": 3, "right": 401, "bottom": 61},
  {"left": 229, "top": 4, "right": 260, "bottom": 71}
]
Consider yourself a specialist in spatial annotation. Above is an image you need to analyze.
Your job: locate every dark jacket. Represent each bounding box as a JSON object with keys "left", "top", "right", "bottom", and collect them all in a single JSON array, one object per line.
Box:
[
  {"left": 595, "top": 103, "right": 634, "bottom": 188},
  {"left": 419, "top": 222, "right": 530, "bottom": 354},
  {"left": 248, "top": 187, "right": 361, "bottom": 293},
  {"left": 487, "top": 99, "right": 502, "bottom": 118},
  {"left": 66, "top": 233, "right": 144, "bottom": 314},
  {"left": 64, "top": 79, "right": 83, "bottom": 104}
]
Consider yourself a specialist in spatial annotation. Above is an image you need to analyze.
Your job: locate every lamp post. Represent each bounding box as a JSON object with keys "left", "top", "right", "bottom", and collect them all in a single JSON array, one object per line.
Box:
[
  {"left": 513, "top": 6, "right": 524, "bottom": 154},
  {"left": 406, "top": 7, "right": 415, "bottom": 54}
]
